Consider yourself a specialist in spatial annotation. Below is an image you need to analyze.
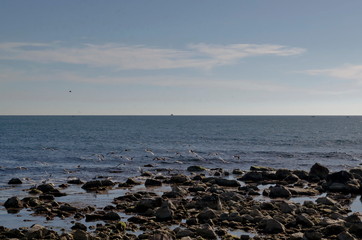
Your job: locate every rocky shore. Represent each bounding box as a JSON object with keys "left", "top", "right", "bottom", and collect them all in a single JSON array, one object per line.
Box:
[{"left": 1, "top": 163, "right": 362, "bottom": 240}]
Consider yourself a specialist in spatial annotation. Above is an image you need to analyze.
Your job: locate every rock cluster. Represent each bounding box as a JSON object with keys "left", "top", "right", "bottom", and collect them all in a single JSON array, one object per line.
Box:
[{"left": 1, "top": 163, "right": 362, "bottom": 240}]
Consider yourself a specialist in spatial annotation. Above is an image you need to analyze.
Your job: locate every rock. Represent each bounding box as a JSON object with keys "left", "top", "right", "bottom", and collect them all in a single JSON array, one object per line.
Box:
[
  {"left": 349, "top": 222, "right": 362, "bottom": 238},
  {"left": 176, "top": 229, "right": 194, "bottom": 238},
  {"left": 59, "top": 204, "right": 77, "bottom": 213},
  {"left": 102, "top": 211, "right": 120, "bottom": 221},
  {"left": 350, "top": 168, "right": 362, "bottom": 179},
  {"left": 293, "top": 170, "right": 309, "bottom": 180},
  {"left": 303, "top": 230, "right": 323, "bottom": 240},
  {"left": 275, "top": 169, "right": 292, "bottom": 180},
  {"left": 81, "top": 179, "right": 115, "bottom": 190},
  {"left": 328, "top": 171, "right": 354, "bottom": 183},
  {"left": 232, "top": 169, "right": 243, "bottom": 175},
  {"left": 239, "top": 172, "right": 263, "bottom": 182},
  {"left": 316, "top": 197, "right": 337, "bottom": 205},
  {"left": 327, "top": 181, "right": 360, "bottom": 193},
  {"left": 268, "top": 185, "right": 292, "bottom": 199},
  {"left": 195, "top": 224, "right": 217, "bottom": 239},
  {"left": 276, "top": 201, "right": 296, "bottom": 213},
  {"left": 170, "top": 174, "right": 190, "bottom": 184},
  {"left": 67, "top": 178, "right": 84, "bottom": 184},
  {"left": 187, "top": 165, "right": 206, "bottom": 172},
  {"left": 197, "top": 207, "right": 217, "bottom": 222},
  {"left": 8, "top": 178, "right": 22, "bottom": 184},
  {"left": 128, "top": 215, "right": 148, "bottom": 224},
  {"left": 37, "top": 183, "right": 56, "bottom": 193},
  {"left": 26, "top": 224, "right": 47, "bottom": 239},
  {"left": 4, "top": 197, "right": 23, "bottom": 209},
  {"left": 199, "top": 194, "right": 222, "bottom": 210},
  {"left": 323, "top": 224, "right": 345, "bottom": 236},
  {"left": 72, "top": 229, "right": 90, "bottom": 240},
  {"left": 71, "top": 222, "right": 87, "bottom": 231},
  {"left": 155, "top": 201, "right": 174, "bottom": 221},
  {"left": 296, "top": 214, "right": 314, "bottom": 227},
  {"left": 145, "top": 178, "right": 162, "bottom": 186},
  {"left": 214, "top": 178, "right": 240, "bottom": 187},
  {"left": 135, "top": 198, "right": 162, "bottom": 212},
  {"left": 85, "top": 214, "right": 103, "bottom": 222},
  {"left": 338, "top": 231, "right": 356, "bottom": 240},
  {"left": 309, "top": 163, "right": 329, "bottom": 181},
  {"left": 290, "top": 232, "right": 304, "bottom": 240},
  {"left": 345, "top": 213, "right": 362, "bottom": 223},
  {"left": 263, "top": 218, "right": 285, "bottom": 233},
  {"left": 125, "top": 177, "right": 141, "bottom": 185}
]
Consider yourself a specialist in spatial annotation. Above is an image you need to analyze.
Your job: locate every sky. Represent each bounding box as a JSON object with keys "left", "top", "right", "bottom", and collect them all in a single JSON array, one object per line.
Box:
[{"left": 1, "top": 1, "right": 362, "bottom": 115}]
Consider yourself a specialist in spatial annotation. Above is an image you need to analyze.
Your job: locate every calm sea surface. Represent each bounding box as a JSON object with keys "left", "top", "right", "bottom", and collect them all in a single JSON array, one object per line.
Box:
[{"left": 1, "top": 116, "right": 362, "bottom": 185}]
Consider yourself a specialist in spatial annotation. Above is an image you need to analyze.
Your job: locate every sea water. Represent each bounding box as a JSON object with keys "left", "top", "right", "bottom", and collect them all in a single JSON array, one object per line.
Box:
[{"left": 1, "top": 116, "right": 362, "bottom": 185}]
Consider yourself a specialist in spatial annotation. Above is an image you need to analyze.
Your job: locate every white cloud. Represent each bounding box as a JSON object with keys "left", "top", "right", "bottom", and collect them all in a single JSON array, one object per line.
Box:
[
  {"left": 0, "top": 42, "right": 305, "bottom": 70},
  {"left": 305, "top": 64, "right": 362, "bottom": 82}
]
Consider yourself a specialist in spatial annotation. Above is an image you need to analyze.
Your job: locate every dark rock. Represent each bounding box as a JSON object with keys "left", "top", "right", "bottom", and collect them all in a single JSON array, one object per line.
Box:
[
  {"left": 195, "top": 224, "right": 217, "bottom": 239},
  {"left": 125, "top": 178, "right": 141, "bottom": 185},
  {"left": 239, "top": 171, "right": 263, "bottom": 182},
  {"left": 316, "top": 197, "right": 337, "bottom": 205},
  {"left": 85, "top": 214, "right": 103, "bottom": 222},
  {"left": 269, "top": 185, "right": 292, "bottom": 198},
  {"left": 59, "top": 204, "right": 77, "bottom": 213},
  {"left": 275, "top": 169, "right": 292, "bottom": 180},
  {"left": 26, "top": 224, "right": 46, "bottom": 240},
  {"left": 155, "top": 201, "right": 174, "bottom": 221},
  {"left": 37, "top": 183, "right": 56, "bottom": 193},
  {"left": 232, "top": 169, "right": 243, "bottom": 175},
  {"left": 4, "top": 197, "right": 23, "bottom": 209},
  {"left": 309, "top": 163, "right": 329, "bottom": 181},
  {"left": 135, "top": 197, "right": 162, "bottom": 212},
  {"left": 338, "top": 231, "right": 356, "bottom": 240},
  {"left": 199, "top": 194, "right": 222, "bottom": 210},
  {"left": 169, "top": 174, "right": 190, "bottom": 184},
  {"left": 293, "top": 170, "right": 309, "bottom": 180},
  {"left": 81, "top": 179, "right": 115, "bottom": 190},
  {"left": 144, "top": 178, "right": 162, "bottom": 186},
  {"left": 72, "top": 229, "right": 90, "bottom": 240},
  {"left": 8, "top": 178, "right": 22, "bottom": 184},
  {"left": 349, "top": 222, "right": 362, "bottom": 238},
  {"left": 67, "top": 178, "right": 84, "bottom": 184},
  {"left": 197, "top": 207, "right": 217, "bottom": 222},
  {"left": 328, "top": 171, "right": 354, "bottom": 184},
  {"left": 323, "top": 224, "right": 345, "bottom": 236},
  {"left": 345, "top": 213, "right": 361, "bottom": 223},
  {"left": 263, "top": 218, "right": 285, "bottom": 233},
  {"left": 102, "top": 211, "right": 120, "bottom": 221},
  {"left": 214, "top": 178, "right": 240, "bottom": 187},
  {"left": 296, "top": 214, "right": 314, "bottom": 227},
  {"left": 71, "top": 222, "right": 87, "bottom": 231},
  {"left": 39, "top": 194, "right": 55, "bottom": 201},
  {"left": 303, "top": 230, "right": 323, "bottom": 240},
  {"left": 187, "top": 166, "right": 206, "bottom": 172},
  {"left": 128, "top": 215, "right": 148, "bottom": 224}
]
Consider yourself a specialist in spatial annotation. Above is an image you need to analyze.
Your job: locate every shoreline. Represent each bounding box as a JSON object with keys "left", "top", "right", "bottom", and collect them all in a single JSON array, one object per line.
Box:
[{"left": 1, "top": 163, "right": 362, "bottom": 240}]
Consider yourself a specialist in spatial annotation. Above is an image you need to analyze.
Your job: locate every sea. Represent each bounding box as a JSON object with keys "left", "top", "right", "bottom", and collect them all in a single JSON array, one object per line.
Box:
[
  {"left": 1, "top": 115, "right": 362, "bottom": 185},
  {"left": 1, "top": 115, "right": 362, "bottom": 231}
]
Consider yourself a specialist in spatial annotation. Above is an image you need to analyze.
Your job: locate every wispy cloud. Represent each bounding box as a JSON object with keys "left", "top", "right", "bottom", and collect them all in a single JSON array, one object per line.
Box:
[
  {"left": 0, "top": 42, "right": 305, "bottom": 70},
  {"left": 305, "top": 64, "right": 362, "bottom": 82}
]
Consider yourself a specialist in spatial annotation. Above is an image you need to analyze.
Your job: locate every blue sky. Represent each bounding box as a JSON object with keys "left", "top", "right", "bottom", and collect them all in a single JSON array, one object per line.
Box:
[{"left": 1, "top": 1, "right": 362, "bottom": 115}]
